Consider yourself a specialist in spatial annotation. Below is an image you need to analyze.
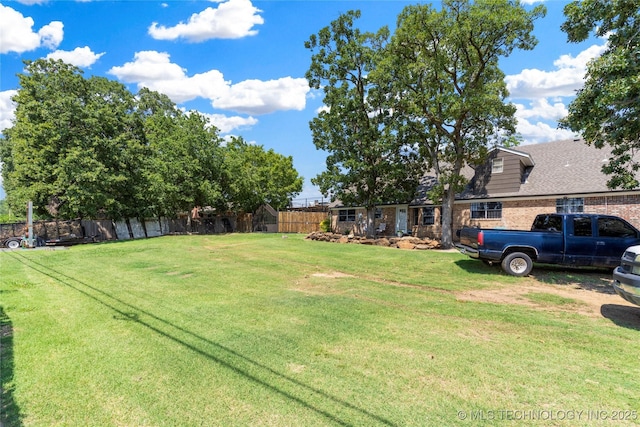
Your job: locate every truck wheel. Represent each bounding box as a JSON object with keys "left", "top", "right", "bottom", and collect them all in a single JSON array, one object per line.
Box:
[
  {"left": 502, "top": 252, "right": 533, "bottom": 277},
  {"left": 5, "top": 238, "right": 21, "bottom": 249}
]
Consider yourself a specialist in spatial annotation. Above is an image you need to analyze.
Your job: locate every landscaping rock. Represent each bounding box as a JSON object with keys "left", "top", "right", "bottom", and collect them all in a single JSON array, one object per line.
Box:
[
  {"left": 396, "top": 240, "right": 417, "bottom": 250},
  {"left": 375, "top": 238, "right": 391, "bottom": 246},
  {"left": 305, "top": 232, "right": 441, "bottom": 250}
]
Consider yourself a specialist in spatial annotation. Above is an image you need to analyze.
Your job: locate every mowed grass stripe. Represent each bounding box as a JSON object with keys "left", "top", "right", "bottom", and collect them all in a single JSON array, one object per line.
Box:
[{"left": 1, "top": 234, "right": 639, "bottom": 426}]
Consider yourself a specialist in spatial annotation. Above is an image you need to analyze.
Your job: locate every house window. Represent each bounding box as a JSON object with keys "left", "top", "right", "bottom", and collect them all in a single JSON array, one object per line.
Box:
[
  {"left": 338, "top": 209, "right": 356, "bottom": 222},
  {"left": 492, "top": 158, "right": 504, "bottom": 174},
  {"left": 375, "top": 208, "right": 382, "bottom": 219},
  {"left": 556, "top": 198, "right": 584, "bottom": 213},
  {"left": 471, "top": 202, "right": 502, "bottom": 219},
  {"left": 414, "top": 207, "right": 440, "bottom": 226},
  {"left": 421, "top": 207, "right": 435, "bottom": 225}
]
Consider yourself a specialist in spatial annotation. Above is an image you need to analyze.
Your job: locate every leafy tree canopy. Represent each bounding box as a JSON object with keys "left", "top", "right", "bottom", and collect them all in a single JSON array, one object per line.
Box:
[
  {"left": 306, "top": 2, "right": 544, "bottom": 244},
  {"left": 142, "top": 99, "right": 225, "bottom": 217},
  {"left": 305, "top": 10, "right": 421, "bottom": 237},
  {"left": 389, "top": 0, "right": 544, "bottom": 248},
  {"left": 222, "top": 137, "right": 303, "bottom": 213},
  {"left": 0, "top": 59, "right": 303, "bottom": 220},
  {"left": 560, "top": 0, "right": 640, "bottom": 189},
  {"left": 0, "top": 59, "right": 146, "bottom": 219}
]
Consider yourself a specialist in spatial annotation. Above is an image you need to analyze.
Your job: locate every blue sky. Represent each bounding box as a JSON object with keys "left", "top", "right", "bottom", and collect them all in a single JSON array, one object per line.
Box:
[{"left": 0, "top": 0, "right": 604, "bottom": 203}]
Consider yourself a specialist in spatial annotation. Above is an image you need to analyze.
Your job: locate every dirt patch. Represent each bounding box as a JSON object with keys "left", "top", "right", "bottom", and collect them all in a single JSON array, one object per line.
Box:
[
  {"left": 299, "top": 267, "right": 640, "bottom": 327},
  {"left": 457, "top": 271, "right": 640, "bottom": 327},
  {"left": 290, "top": 271, "right": 356, "bottom": 296},
  {"left": 287, "top": 363, "right": 306, "bottom": 374},
  {"left": 311, "top": 272, "right": 354, "bottom": 279}
]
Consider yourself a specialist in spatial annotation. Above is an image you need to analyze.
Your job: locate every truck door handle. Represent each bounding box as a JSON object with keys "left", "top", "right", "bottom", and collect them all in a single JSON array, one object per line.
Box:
[{"left": 596, "top": 241, "right": 605, "bottom": 246}]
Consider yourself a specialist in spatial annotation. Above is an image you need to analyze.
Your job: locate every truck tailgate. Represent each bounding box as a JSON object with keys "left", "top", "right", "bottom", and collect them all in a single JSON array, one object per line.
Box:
[{"left": 458, "top": 227, "right": 480, "bottom": 248}]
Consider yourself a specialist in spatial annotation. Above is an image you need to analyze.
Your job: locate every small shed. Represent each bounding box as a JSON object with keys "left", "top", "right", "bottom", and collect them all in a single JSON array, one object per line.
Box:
[{"left": 253, "top": 204, "right": 278, "bottom": 232}]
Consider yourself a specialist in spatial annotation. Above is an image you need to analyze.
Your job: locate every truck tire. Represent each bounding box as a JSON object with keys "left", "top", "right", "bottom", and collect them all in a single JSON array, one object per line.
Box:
[
  {"left": 501, "top": 252, "right": 533, "bottom": 277},
  {"left": 5, "top": 238, "right": 22, "bottom": 249}
]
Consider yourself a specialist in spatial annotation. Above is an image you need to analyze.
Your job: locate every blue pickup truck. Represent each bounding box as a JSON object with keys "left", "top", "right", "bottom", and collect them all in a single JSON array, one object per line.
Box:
[{"left": 456, "top": 213, "right": 640, "bottom": 276}]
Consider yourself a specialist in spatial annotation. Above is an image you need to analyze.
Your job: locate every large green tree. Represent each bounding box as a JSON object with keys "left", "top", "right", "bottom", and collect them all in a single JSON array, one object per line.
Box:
[
  {"left": 140, "top": 89, "right": 225, "bottom": 217},
  {"left": 221, "top": 137, "right": 303, "bottom": 213},
  {"left": 1, "top": 59, "right": 303, "bottom": 221},
  {"left": 305, "top": 10, "right": 421, "bottom": 238},
  {"left": 560, "top": 0, "right": 640, "bottom": 189},
  {"left": 385, "top": 0, "right": 545, "bottom": 248},
  {"left": 0, "top": 59, "right": 147, "bottom": 219}
]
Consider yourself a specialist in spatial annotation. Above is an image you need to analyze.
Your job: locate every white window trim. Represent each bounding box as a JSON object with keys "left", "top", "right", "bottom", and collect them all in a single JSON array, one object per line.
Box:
[{"left": 492, "top": 158, "right": 504, "bottom": 174}]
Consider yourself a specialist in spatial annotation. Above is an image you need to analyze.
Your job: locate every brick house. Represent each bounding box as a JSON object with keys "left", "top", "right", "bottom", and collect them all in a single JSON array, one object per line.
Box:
[{"left": 329, "top": 138, "right": 640, "bottom": 239}]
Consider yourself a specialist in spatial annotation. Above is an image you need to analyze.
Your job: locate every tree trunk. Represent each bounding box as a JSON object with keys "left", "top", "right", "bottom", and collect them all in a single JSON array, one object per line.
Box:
[
  {"left": 440, "top": 189, "right": 456, "bottom": 249},
  {"left": 366, "top": 206, "right": 376, "bottom": 238}
]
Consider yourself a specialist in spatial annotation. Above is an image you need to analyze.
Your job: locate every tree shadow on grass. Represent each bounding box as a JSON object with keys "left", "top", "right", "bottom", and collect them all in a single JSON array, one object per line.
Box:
[
  {"left": 1, "top": 306, "right": 23, "bottom": 427},
  {"left": 601, "top": 304, "right": 640, "bottom": 331},
  {"left": 527, "top": 265, "right": 615, "bottom": 294},
  {"left": 456, "top": 259, "right": 616, "bottom": 294},
  {"left": 454, "top": 259, "right": 498, "bottom": 274},
  {"left": 8, "top": 252, "right": 396, "bottom": 426}
]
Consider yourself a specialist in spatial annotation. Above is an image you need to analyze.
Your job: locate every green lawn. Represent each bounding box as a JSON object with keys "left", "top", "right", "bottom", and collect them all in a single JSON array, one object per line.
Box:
[{"left": 1, "top": 234, "right": 639, "bottom": 426}]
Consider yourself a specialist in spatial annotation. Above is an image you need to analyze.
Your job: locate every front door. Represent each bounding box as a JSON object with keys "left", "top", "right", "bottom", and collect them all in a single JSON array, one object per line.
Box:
[{"left": 396, "top": 206, "right": 408, "bottom": 235}]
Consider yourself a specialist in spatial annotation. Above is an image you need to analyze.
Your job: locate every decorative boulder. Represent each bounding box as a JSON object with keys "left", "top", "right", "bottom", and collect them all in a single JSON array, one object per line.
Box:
[{"left": 306, "top": 232, "right": 441, "bottom": 250}]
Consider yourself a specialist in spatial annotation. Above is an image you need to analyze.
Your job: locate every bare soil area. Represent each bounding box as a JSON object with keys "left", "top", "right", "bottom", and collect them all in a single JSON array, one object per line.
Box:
[
  {"left": 300, "top": 264, "right": 640, "bottom": 328},
  {"left": 458, "top": 267, "right": 640, "bottom": 328}
]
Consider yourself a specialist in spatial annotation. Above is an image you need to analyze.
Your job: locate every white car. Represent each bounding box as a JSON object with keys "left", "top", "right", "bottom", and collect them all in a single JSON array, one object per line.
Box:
[{"left": 612, "top": 245, "right": 640, "bottom": 306}]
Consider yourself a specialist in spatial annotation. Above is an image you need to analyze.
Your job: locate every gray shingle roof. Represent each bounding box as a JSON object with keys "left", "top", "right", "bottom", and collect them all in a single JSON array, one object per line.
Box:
[
  {"left": 332, "top": 138, "right": 637, "bottom": 208},
  {"left": 458, "top": 138, "right": 616, "bottom": 200}
]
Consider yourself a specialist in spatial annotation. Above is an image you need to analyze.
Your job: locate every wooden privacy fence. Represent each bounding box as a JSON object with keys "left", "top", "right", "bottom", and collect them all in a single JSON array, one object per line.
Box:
[
  {"left": 277, "top": 211, "right": 328, "bottom": 233},
  {"left": 0, "top": 211, "right": 327, "bottom": 243},
  {"left": 0, "top": 218, "right": 174, "bottom": 242}
]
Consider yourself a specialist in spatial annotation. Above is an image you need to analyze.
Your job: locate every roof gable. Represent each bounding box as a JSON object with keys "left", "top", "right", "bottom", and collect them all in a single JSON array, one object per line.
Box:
[
  {"left": 336, "top": 138, "right": 640, "bottom": 208},
  {"left": 494, "top": 146, "right": 534, "bottom": 167},
  {"left": 459, "top": 138, "right": 617, "bottom": 200}
]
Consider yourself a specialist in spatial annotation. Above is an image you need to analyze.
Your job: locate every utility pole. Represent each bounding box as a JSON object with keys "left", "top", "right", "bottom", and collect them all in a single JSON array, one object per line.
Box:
[{"left": 26, "top": 201, "right": 34, "bottom": 248}]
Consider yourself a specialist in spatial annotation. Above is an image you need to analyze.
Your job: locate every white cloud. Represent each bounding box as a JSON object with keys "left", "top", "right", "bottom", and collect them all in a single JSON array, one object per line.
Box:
[
  {"left": 148, "top": 0, "right": 263, "bottom": 42},
  {"left": 505, "top": 43, "right": 607, "bottom": 99},
  {"left": 109, "top": 51, "right": 309, "bottom": 115},
  {"left": 514, "top": 99, "right": 568, "bottom": 121},
  {"left": 0, "top": 90, "right": 17, "bottom": 134},
  {"left": 515, "top": 117, "right": 578, "bottom": 145},
  {"left": 213, "top": 77, "right": 309, "bottom": 115},
  {"left": 109, "top": 51, "right": 229, "bottom": 103},
  {"left": 202, "top": 113, "right": 258, "bottom": 134},
  {"left": 109, "top": 51, "right": 188, "bottom": 82},
  {"left": 504, "top": 43, "right": 609, "bottom": 144},
  {"left": 39, "top": 21, "right": 64, "bottom": 49},
  {"left": 14, "top": 0, "right": 48, "bottom": 4},
  {"left": 0, "top": 4, "right": 63, "bottom": 54},
  {"left": 46, "top": 46, "right": 105, "bottom": 68},
  {"left": 514, "top": 100, "right": 577, "bottom": 144}
]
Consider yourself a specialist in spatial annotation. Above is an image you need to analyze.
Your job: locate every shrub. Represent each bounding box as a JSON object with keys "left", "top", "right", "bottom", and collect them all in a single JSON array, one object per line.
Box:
[{"left": 319, "top": 218, "right": 331, "bottom": 232}]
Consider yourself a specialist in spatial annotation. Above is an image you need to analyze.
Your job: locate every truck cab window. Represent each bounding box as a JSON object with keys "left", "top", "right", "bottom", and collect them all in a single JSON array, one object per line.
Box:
[
  {"left": 598, "top": 217, "right": 638, "bottom": 238},
  {"left": 531, "top": 215, "right": 563, "bottom": 231},
  {"left": 573, "top": 217, "right": 592, "bottom": 236}
]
